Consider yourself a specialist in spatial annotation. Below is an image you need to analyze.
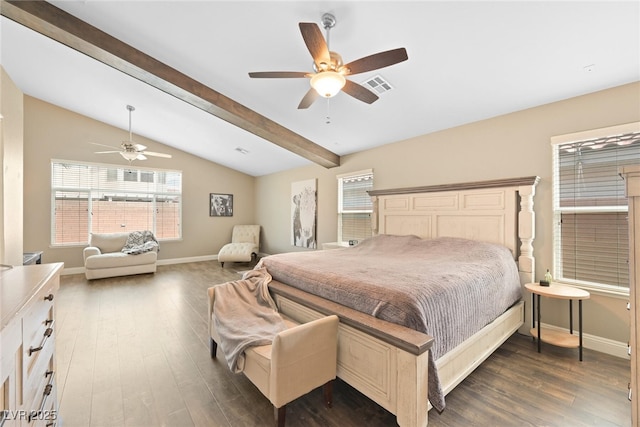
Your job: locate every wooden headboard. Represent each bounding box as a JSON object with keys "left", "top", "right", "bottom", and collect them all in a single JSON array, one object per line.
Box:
[{"left": 368, "top": 176, "right": 540, "bottom": 285}]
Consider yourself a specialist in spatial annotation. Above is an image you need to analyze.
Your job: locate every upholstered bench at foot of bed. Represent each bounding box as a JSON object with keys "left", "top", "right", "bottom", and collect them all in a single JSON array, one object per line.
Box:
[{"left": 208, "top": 286, "right": 338, "bottom": 427}]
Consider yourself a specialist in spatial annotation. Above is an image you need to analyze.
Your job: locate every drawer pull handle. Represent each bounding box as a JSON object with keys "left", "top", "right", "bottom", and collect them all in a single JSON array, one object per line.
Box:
[
  {"left": 29, "top": 371, "right": 55, "bottom": 422},
  {"left": 29, "top": 327, "right": 54, "bottom": 356},
  {"left": 629, "top": 383, "right": 633, "bottom": 401},
  {"left": 44, "top": 294, "right": 54, "bottom": 301}
]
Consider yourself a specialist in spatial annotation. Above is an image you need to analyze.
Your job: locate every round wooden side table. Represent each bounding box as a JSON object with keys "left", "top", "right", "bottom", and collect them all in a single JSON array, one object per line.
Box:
[{"left": 524, "top": 282, "right": 590, "bottom": 361}]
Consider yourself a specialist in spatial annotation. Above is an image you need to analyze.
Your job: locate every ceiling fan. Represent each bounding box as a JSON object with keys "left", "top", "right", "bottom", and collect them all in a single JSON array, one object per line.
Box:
[
  {"left": 92, "top": 105, "right": 172, "bottom": 163},
  {"left": 249, "top": 13, "right": 408, "bottom": 109}
]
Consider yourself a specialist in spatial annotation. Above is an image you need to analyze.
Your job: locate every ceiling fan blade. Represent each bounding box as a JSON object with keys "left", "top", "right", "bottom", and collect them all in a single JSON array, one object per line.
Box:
[
  {"left": 299, "top": 22, "right": 330, "bottom": 68},
  {"left": 94, "top": 150, "right": 121, "bottom": 154},
  {"left": 342, "top": 80, "right": 379, "bottom": 104},
  {"left": 90, "top": 142, "right": 121, "bottom": 150},
  {"left": 297, "top": 87, "right": 320, "bottom": 109},
  {"left": 132, "top": 143, "right": 147, "bottom": 151},
  {"left": 142, "top": 151, "right": 172, "bottom": 158},
  {"left": 342, "top": 48, "right": 408, "bottom": 75},
  {"left": 249, "top": 71, "right": 310, "bottom": 78}
]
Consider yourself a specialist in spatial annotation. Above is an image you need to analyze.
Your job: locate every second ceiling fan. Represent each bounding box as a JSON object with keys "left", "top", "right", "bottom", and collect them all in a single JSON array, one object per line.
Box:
[
  {"left": 92, "top": 105, "right": 172, "bottom": 163},
  {"left": 249, "top": 13, "right": 408, "bottom": 109}
]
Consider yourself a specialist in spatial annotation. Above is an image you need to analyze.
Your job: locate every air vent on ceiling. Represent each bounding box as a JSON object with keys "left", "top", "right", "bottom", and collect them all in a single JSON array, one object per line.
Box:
[{"left": 361, "top": 75, "right": 393, "bottom": 95}]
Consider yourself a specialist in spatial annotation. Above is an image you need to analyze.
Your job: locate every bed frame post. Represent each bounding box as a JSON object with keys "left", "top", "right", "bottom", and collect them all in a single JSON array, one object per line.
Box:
[
  {"left": 370, "top": 195, "right": 379, "bottom": 235},
  {"left": 396, "top": 349, "right": 430, "bottom": 427},
  {"left": 517, "top": 178, "right": 539, "bottom": 285}
]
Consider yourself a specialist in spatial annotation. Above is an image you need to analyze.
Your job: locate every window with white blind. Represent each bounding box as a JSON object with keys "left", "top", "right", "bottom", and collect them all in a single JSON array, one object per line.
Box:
[
  {"left": 51, "top": 160, "right": 182, "bottom": 246},
  {"left": 337, "top": 170, "right": 373, "bottom": 244},
  {"left": 551, "top": 123, "right": 640, "bottom": 294}
]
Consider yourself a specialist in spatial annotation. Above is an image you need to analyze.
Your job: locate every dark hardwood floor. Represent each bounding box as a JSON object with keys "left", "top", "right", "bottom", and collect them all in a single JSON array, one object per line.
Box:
[{"left": 55, "top": 261, "right": 632, "bottom": 427}]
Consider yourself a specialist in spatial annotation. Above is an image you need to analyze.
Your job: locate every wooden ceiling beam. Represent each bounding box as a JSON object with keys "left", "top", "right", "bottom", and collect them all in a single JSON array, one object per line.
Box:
[{"left": 1, "top": 0, "right": 341, "bottom": 169}]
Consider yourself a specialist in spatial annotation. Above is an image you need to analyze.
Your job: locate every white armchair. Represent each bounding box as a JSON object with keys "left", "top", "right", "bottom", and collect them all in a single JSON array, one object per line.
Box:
[
  {"left": 218, "top": 225, "right": 260, "bottom": 267},
  {"left": 83, "top": 231, "right": 157, "bottom": 280}
]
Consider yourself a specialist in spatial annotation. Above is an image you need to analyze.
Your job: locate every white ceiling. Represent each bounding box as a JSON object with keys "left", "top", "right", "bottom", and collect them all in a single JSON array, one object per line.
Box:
[{"left": 1, "top": 1, "right": 638, "bottom": 176}]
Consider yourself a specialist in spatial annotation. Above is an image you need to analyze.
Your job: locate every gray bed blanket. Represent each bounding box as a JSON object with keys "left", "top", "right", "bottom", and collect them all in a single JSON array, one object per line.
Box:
[
  {"left": 257, "top": 235, "right": 522, "bottom": 412},
  {"left": 212, "top": 267, "right": 287, "bottom": 373}
]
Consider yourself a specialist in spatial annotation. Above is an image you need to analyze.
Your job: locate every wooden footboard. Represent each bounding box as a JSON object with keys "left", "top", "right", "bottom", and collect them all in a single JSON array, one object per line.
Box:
[{"left": 269, "top": 280, "right": 524, "bottom": 427}]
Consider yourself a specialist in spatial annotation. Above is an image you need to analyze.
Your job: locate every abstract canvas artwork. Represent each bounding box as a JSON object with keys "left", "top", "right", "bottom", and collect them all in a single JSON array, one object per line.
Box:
[{"left": 291, "top": 179, "right": 317, "bottom": 248}]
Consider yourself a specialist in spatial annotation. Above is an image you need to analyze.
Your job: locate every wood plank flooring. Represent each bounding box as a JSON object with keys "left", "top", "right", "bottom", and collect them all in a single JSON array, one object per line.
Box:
[{"left": 55, "top": 261, "right": 632, "bottom": 427}]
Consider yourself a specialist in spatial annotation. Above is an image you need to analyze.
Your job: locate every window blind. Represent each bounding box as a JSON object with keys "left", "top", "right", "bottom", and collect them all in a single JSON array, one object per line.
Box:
[
  {"left": 51, "top": 160, "right": 182, "bottom": 245},
  {"left": 338, "top": 170, "right": 373, "bottom": 243},
  {"left": 552, "top": 130, "right": 639, "bottom": 290}
]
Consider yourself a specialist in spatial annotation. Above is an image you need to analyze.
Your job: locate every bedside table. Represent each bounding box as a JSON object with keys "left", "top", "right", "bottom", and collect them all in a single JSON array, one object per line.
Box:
[
  {"left": 524, "top": 282, "right": 590, "bottom": 361},
  {"left": 321, "top": 242, "right": 350, "bottom": 250}
]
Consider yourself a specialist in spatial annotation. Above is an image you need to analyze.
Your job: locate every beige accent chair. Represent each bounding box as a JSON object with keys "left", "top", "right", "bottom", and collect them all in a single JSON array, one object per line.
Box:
[
  {"left": 217, "top": 225, "right": 261, "bottom": 267},
  {"left": 207, "top": 286, "right": 339, "bottom": 426}
]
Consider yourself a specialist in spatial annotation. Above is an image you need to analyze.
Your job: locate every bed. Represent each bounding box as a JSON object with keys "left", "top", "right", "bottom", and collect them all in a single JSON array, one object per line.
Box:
[{"left": 260, "top": 176, "right": 538, "bottom": 426}]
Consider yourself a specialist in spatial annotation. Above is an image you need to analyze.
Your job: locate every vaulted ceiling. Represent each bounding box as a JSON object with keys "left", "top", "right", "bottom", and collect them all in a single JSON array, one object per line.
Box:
[{"left": 2, "top": 1, "right": 638, "bottom": 176}]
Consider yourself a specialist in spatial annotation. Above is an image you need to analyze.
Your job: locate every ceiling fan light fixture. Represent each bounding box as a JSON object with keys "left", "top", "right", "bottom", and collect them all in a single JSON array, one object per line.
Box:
[
  {"left": 310, "top": 71, "right": 346, "bottom": 98},
  {"left": 120, "top": 151, "right": 139, "bottom": 162}
]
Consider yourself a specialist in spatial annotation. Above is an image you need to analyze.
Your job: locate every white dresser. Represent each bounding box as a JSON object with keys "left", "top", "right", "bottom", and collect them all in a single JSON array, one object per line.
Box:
[
  {"left": 622, "top": 165, "right": 639, "bottom": 426},
  {"left": 1, "top": 263, "right": 63, "bottom": 427}
]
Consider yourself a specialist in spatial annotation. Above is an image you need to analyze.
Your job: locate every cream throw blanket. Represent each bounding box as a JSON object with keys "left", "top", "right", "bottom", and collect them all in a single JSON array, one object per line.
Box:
[{"left": 212, "top": 267, "right": 287, "bottom": 373}]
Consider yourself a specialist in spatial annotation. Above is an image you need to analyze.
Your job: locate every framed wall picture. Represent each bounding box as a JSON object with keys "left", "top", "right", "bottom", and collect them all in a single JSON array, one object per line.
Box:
[
  {"left": 291, "top": 179, "right": 317, "bottom": 248},
  {"left": 210, "top": 193, "right": 233, "bottom": 217}
]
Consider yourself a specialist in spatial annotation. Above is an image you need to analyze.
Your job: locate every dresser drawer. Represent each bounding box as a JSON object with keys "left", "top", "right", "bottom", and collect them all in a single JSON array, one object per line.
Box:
[
  {"left": 25, "top": 355, "right": 57, "bottom": 426},
  {"left": 22, "top": 283, "right": 57, "bottom": 397}
]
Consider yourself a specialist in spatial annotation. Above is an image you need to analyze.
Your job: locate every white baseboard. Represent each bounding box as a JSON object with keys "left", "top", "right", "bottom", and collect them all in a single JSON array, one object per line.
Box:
[
  {"left": 538, "top": 322, "right": 630, "bottom": 360},
  {"left": 60, "top": 266, "right": 85, "bottom": 276},
  {"left": 157, "top": 254, "right": 217, "bottom": 265}
]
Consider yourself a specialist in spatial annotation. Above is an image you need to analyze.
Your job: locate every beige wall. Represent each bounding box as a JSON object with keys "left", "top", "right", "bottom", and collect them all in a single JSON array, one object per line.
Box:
[
  {"left": 255, "top": 81, "right": 640, "bottom": 345},
  {"left": 0, "top": 67, "right": 24, "bottom": 266},
  {"left": 23, "top": 96, "right": 256, "bottom": 269}
]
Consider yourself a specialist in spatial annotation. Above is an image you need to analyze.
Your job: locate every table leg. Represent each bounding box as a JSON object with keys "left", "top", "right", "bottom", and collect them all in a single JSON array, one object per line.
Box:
[
  {"left": 532, "top": 293, "right": 536, "bottom": 327},
  {"left": 579, "top": 299, "right": 583, "bottom": 361},
  {"left": 569, "top": 300, "right": 574, "bottom": 334},
  {"left": 537, "top": 294, "right": 541, "bottom": 353}
]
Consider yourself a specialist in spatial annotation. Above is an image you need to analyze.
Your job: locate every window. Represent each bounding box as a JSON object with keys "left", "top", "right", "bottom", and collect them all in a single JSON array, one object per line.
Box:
[
  {"left": 337, "top": 170, "right": 373, "bottom": 243},
  {"left": 551, "top": 123, "right": 640, "bottom": 294},
  {"left": 51, "top": 160, "right": 182, "bottom": 245}
]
